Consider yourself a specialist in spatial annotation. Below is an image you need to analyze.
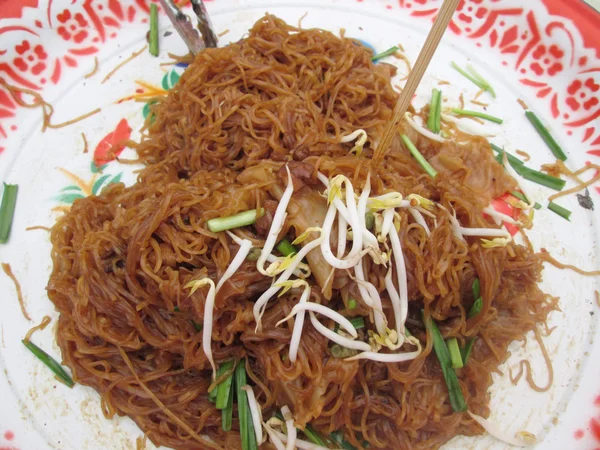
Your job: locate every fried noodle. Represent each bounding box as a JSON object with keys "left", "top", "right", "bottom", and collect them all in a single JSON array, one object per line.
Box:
[{"left": 48, "top": 15, "right": 556, "bottom": 450}]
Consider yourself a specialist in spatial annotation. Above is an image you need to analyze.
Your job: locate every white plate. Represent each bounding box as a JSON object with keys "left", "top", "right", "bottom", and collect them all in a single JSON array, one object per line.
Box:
[{"left": 0, "top": 1, "right": 599, "bottom": 449}]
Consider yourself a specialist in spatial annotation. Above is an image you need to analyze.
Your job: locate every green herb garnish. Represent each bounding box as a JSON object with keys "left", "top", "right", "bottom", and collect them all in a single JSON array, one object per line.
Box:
[
  {"left": 548, "top": 201, "right": 571, "bottom": 221},
  {"left": 0, "top": 183, "right": 18, "bottom": 243},
  {"left": 22, "top": 339, "right": 74, "bottom": 388},
  {"left": 525, "top": 111, "right": 567, "bottom": 161},
  {"left": 276, "top": 239, "right": 297, "bottom": 257},
  {"left": 469, "top": 278, "right": 482, "bottom": 318},
  {"left": 427, "top": 89, "right": 442, "bottom": 133},
  {"left": 149, "top": 4, "right": 159, "bottom": 57},
  {"left": 510, "top": 191, "right": 542, "bottom": 210},
  {"left": 424, "top": 314, "right": 467, "bottom": 412},
  {"left": 400, "top": 134, "right": 438, "bottom": 178},
  {"left": 451, "top": 62, "right": 496, "bottom": 98},
  {"left": 460, "top": 338, "right": 476, "bottom": 365},
  {"left": 451, "top": 108, "right": 503, "bottom": 124},
  {"left": 446, "top": 337, "right": 464, "bottom": 369},
  {"left": 207, "top": 208, "right": 264, "bottom": 233},
  {"left": 235, "top": 359, "right": 257, "bottom": 450},
  {"left": 371, "top": 46, "right": 399, "bottom": 62},
  {"left": 365, "top": 212, "right": 375, "bottom": 230}
]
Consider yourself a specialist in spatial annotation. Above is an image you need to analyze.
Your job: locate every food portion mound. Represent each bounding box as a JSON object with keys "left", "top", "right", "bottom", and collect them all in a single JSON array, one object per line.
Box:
[{"left": 47, "top": 15, "right": 555, "bottom": 450}]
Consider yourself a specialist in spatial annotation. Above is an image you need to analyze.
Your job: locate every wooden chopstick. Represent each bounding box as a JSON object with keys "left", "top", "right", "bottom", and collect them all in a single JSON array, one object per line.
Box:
[{"left": 372, "top": 0, "right": 461, "bottom": 167}]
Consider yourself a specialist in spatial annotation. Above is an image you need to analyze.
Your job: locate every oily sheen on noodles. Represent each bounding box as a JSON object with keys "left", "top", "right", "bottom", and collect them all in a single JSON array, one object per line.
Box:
[{"left": 47, "top": 15, "right": 556, "bottom": 450}]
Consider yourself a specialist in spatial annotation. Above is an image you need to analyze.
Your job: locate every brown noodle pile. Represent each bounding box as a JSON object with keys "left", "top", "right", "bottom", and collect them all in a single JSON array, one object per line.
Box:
[{"left": 48, "top": 15, "right": 557, "bottom": 450}]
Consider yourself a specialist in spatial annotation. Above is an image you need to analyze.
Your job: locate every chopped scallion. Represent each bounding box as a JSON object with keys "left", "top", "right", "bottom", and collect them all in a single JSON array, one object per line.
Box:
[
  {"left": 519, "top": 166, "right": 565, "bottom": 191},
  {"left": 215, "top": 360, "right": 235, "bottom": 409},
  {"left": 192, "top": 321, "right": 203, "bottom": 332},
  {"left": 492, "top": 146, "right": 565, "bottom": 191},
  {"left": 525, "top": 111, "right": 567, "bottom": 161},
  {"left": 371, "top": 46, "right": 399, "bottom": 62},
  {"left": 451, "top": 62, "right": 496, "bottom": 98},
  {"left": 209, "top": 362, "right": 231, "bottom": 403},
  {"left": 235, "top": 359, "right": 257, "bottom": 450},
  {"left": 330, "top": 344, "right": 358, "bottom": 359},
  {"left": 246, "top": 247, "right": 262, "bottom": 261},
  {"left": 222, "top": 379, "right": 234, "bottom": 431},
  {"left": 469, "top": 278, "right": 482, "bottom": 318},
  {"left": 276, "top": 239, "right": 297, "bottom": 257},
  {"left": 400, "top": 134, "right": 438, "bottom": 178},
  {"left": 510, "top": 191, "right": 542, "bottom": 210},
  {"left": 330, "top": 430, "right": 361, "bottom": 450},
  {"left": 460, "top": 338, "right": 476, "bottom": 365},
  {"left": 302, "top": 424, "right": 332, "bottom": 447},
  {"left": 490, "top": 144, "right": 523, "bottom": 167},
  {"left": 207, "top": 208, "right": 264, "bottom": 233},
  {"left": 451, "top": 108, "right": 503, "bottom": 124},
  {"left": 472, "top": 278, "right": 480, "bottom": 299},
  {"left": 424, "top": 314, "right": 467, "bottom": 412},
  {"left": 348, "top": 298, "right": 358, "bottom": 310},
  {"left": 22, "top": 339, "right": 74, "bottom": 388},
  {"left": 149, "top": 4, "right": 159, "bottom": 57},
  {"left": 349, "top": 317, "right": 365, "bottom": 329},
  {"left": 548, "top": 201, "right": 571, "bottom": 221},
  {"left": 470, "top": 300, "right": 482, "bottom": 317},
  {"left": 365, "top": 212, "right": 375, "bottom": 230},
  {"left": 0, "top": 183, "right": 18, "bottom": 244},
  {"left": 334, "top": 316, "right": 365, "bottom": 332},
  {"left": 446, "top": 337, "right": 464, "bottom": 369},
  {"left": 427, "top": 89, "right": 442, "bottom": 133}
]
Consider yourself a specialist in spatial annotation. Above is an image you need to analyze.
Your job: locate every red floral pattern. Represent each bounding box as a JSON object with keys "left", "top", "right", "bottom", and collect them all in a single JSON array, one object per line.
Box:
[{"left": 93, "top": 118, "right": 132, "bottom": 166}]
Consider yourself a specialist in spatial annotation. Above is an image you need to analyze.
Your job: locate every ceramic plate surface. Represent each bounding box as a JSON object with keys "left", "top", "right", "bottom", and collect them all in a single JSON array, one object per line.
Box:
[{"left": 0, "top": 1, "right": 599, "bottom": 449}]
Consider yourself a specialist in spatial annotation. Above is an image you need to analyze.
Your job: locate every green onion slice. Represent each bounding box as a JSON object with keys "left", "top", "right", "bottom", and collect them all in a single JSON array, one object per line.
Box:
[
  {"left": 548, "top": 201, "right": 571, "bottom": 221},
  {"left": 276, "top": 239, "right": 297, "bottom": 257},
  {"left": 22, "top": 339, "right": 74, "bottom": 388},
  {"left": 451, "top": 108, "right": 503, "bottom": 124},
  {"left": 472, "top": 278, "right": 480, "bottom": 299},
  {"left": 451, "top": 62, "right": 496, "bottom": 98},
  {"left": 490, "top": 144, "right": 523, "bottom": 167},
  {"left": 460, "top": 338, "right": 476, "bottom": 366},
  {"left": 235, "top": 359, "right": 258, "bottom": 450},
  {"left": 365, "top": 212, "right": 375, "bottom": 230},
  {"left": 424, "top": 314, "right": 467, "bottom": 412},
  {"left": 222, "top": 380, "right": 234, "bottom": 431},
  {"left": 400, "top": 134, "right": 438, "bottom": 178},
  {"left": 525, "top": 111, "right": 567, "bottom": 161},
  {"left": 149, "top": 4, "right": 159, "bottom": 57},
  {"left": 491, "top": 145, "right": 565, "bottom": 191},
  {"left": 207, "top": 208, "right": 264, "bottom": 233},
  {"left": 469, "top": 279, "right": 482, "bottom": 318},
  {"left": 371, "top": 46, "right": 399, "bottom": 62},
  {"left": 215, "top": 360, "right": 235, "bottom": 409},
  {"left": 510, "top": 191, "right": 542, "bottom": 210},
  {"left": 0, "top": 183, "right": 18, "bottom": 244},
  {"left": 427, "top": 89, "right": 442, "bottom": 133},
  {"left": 446, "top": 337, "right": 464, "bottom": 369}
]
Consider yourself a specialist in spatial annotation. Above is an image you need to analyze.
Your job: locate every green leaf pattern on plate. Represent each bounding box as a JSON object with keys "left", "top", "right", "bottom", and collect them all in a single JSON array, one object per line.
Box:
[
  {"left": 161, "top": 69, "right": 180, "bottom": 90},
  {"left": 56, "top": 193, "right": 86, "bottom": 204},
  {"left": 91, "top": 174, "right": 111, "bottom": 195},
  {"left": 56, "top": 70, "right": 178, "bottom": 206},
  {"left": 145, "top": 69, "right": 180, "bottom": 121},
  {"left": 56, "top": 170, "right": 123, "bottom": 205},
  {"left": 90, "top": 161, "right": 107, "bottom": 173}
]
